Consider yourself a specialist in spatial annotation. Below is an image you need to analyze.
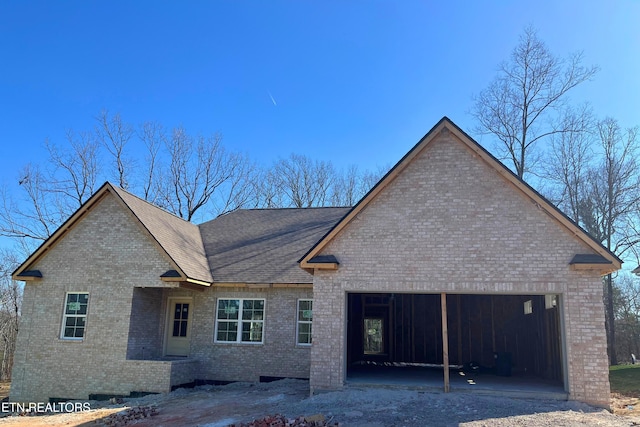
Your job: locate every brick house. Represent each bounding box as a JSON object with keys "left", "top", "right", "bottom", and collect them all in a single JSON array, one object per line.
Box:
[{"left": 10, "top": 117, "right": 619, "bottom": 406}]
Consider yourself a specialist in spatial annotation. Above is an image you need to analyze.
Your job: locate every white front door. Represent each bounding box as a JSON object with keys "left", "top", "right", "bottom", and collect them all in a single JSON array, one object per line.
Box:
[{"left": 165, "top": 298, "right": 192, "bottom": 356}]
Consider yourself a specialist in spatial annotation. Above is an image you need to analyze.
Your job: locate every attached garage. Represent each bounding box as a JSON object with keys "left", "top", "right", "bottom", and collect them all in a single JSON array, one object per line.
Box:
[
  {"left": 346, "top": 292, "right": 564, "bottom": 394},
  {"left": 301, "top": 118, "right": 619, "bottom": 407}
]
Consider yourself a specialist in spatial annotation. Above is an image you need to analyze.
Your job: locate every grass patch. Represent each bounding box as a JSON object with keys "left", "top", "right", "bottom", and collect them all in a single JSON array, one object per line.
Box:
[{"left": 610, "top": 364, "right": 640, "bottom": 397}]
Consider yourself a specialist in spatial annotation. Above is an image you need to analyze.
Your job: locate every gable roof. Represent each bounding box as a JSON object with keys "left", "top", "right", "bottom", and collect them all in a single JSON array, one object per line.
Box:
[
  {"left": 299, "top": 117, "right": 622, "bottom": 275},
  {"left": 109, "top": 185, "right": 212, "bottom": 284},
  {"left": 13, "top": 182, "right": 213, "bottom": 285},
  {"left": 199, "top": 207, "right": 349, "bottom": 284}
]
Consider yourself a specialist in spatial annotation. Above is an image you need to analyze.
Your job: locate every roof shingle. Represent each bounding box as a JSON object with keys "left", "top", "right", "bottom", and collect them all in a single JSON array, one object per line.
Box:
[
  {"left": 199, "top": 207, "right": 349, "bottom": 284},
  {"left": 111, "top": 186, "right": 213, "bottom": 283}
]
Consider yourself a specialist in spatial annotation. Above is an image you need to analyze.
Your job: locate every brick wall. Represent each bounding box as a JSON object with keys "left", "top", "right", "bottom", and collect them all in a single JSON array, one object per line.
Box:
[
  {"left": 190, "top": 286, "right": 313, "bottom": 382},
  {"left": 10, "top": 192, "right": 314, "bottom": 401},
  {"left": 309, "top": 130, "right": 611, "bottom": 407},
  {"left": 126, "top": 287, "right": 165, "bottom": 360},
  {"left": 10, "top": 194, "right": 181, "bottom": 401}
]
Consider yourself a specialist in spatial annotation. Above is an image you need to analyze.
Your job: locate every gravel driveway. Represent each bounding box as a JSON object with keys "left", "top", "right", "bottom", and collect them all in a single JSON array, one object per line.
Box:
[{"left": 1, "top": 379, "right": 639, "bottom": 426}]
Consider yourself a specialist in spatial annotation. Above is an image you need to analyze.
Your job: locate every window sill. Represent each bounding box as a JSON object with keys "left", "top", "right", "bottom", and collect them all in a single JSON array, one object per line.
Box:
[{"left": 213, "top": 341, "right": 264, "bottom": 346}]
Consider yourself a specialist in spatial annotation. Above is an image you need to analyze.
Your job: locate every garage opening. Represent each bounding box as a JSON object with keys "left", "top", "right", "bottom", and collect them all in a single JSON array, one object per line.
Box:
[{"left": 346, "top": 293, "right": 565, "bottom": 395}]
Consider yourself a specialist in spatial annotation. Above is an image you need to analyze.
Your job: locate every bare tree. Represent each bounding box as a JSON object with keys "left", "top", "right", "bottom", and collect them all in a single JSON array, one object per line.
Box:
[
  {"left": 252, "top": 168, "right": 286, "bottom": 209},
  {"left": 613, "top": 274, "right": 640, "bottom": 363},
  {"left": 0, "top": 131, "right": 100, "bottom": 254},
  {"left": 330, "top": 164, "right": 389, "bottom": 207},
  {"left": 0, "top": 165, "right": 59, "bottom": 246},
  {"left": 158, "top": 128, "right": 239, "bottom": 221},
  {"left": 138, "top": 121, "right": 165, "bottom": 203},
  {"left": 583, "top": 118, "right": 640, "bottom": 364},
  {"left": 0, "top": 249, "right": 21, "bottom": 380},
  {"left": 544, "top": 106, "right": 595, "bottom": 222},
  {"left": 270, "top": 154, "right": 335, "bottom": 208},
  {"left": 472, "top": 26, "right": 598, "bottom": 180},
  {"left": 45, "top": 130, "right": 100, "bottom": 213},
  {"left": 95, "top": 111, "right": 134, "bottom": 189},
  {"left": 331, "top": 165, "right": 361, "bottom": 207},
  {"left": 212, "top": 152, "right": 258, "bottom": 216}
]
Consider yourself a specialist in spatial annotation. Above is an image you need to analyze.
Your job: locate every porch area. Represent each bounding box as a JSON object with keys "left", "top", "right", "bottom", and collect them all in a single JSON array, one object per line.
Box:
[{"left": 123, "top": 358, "right": 200, "bottom": 394}]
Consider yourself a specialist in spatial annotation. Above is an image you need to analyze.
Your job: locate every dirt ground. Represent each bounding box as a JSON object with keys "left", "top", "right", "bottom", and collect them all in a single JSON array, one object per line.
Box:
[
  {"left": 0, "top": 383, "right": 9, "bottom": 402},
  {"left": 1, "top": 380, "right": 640, "bottom": 426}
]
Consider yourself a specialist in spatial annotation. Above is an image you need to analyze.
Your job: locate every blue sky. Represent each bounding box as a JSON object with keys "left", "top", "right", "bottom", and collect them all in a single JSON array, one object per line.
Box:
[{"left": 0, "top": 1, "right": 639, "bottom": 187}]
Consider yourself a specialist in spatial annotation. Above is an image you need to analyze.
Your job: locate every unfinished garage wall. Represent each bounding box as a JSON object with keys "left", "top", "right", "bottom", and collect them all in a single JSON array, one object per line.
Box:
[
  {"left": 346, "top": 293, "right": 563, "bottom": 381},
  {"left": 310, "top": 128, "right": 610, "bottom": 407}
]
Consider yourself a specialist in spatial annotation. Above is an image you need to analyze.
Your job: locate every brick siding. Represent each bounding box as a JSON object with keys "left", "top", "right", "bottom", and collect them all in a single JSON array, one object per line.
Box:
[
  {"left": 309, "top": 131, "right": 611, "bottom": 407},
  {"left": 10, "top": 194, "right": 312, "bottom": 401}
]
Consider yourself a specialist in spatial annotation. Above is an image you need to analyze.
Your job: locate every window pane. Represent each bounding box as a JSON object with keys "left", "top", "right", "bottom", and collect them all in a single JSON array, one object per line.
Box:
[
  {"left": 64, "top": 328, "right": 74, "bottom": 338},
  {"left": 298, "top": 321, "right": 312, "bottom": 344},
  {"left": 298, "top": 301, "right": 313, "bottom": 321},
  {"left": 74, "top": 328, "right": 84, "bottom": 338},
  {"left": 173, "top": 320, "right": 180, "bottom": 336},
  {"left": 182, "top": 304, "right": 189, "bottom": 320},
  {"left": 242, "top": 300, "right": 264, "bottom": 320},
  {"left": 298, "top": 331, "right": 311, "bottom": 344},
  {"left": 180, "top": 320, "right": 187, "bottom": 337},
  {"left": 77, "top": 303, "right": 87, "bottom": 315},
  {"left": 242, "top": 321, "right": 263, "bottom": 342},
  {"left": 298, "top": 323, "right": 311, "bottom": 334},
  {"left": 217, "top": 300, "right": 239, "bottom": 320},
  {"left": 216, "top": 321, "right": 238, "bottom": 342},
  {"left": 66, "top": 302, "right": 78, "bottom": 314}
]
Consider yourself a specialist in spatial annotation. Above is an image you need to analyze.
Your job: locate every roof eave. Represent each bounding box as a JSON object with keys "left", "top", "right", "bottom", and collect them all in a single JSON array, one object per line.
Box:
[{"left": 569, "top": 263, "right": 619, "bottom": 276}]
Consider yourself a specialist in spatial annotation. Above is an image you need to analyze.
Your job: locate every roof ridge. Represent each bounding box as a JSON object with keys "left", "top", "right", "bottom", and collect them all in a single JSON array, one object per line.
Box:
[
  {"left": 107, "top": 181, "right": 196, "bottom": 225},
  {"left": 242, "top": 206, "right": 352, "bottom": 211}
]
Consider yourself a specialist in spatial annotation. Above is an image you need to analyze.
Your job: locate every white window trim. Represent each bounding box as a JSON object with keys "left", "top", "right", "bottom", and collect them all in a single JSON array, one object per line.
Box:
[
  {"left": 296, "top": 299, "right": 313, "bottom": 346},
  {"left": 214, "top": 298, "right": 266, "bottom": 344},
  {"left": 60, "top": 292, "right": 89, "bottom": 341}
]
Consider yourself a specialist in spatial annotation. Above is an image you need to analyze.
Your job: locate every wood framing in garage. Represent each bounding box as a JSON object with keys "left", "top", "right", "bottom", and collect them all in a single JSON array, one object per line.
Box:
[{"left": 346, "top": 292, "right": 564, "bottom": 390}]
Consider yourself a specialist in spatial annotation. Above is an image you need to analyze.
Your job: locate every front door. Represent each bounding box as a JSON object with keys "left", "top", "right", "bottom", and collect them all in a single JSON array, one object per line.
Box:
[{"left": 165, "top": 298, "right": 192, "bottom": 356}]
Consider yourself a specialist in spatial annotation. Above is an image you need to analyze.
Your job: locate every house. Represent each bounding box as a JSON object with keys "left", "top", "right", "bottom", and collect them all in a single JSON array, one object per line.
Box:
[{"left": 10, "top": 117, "right": 620, "bottom": 407}]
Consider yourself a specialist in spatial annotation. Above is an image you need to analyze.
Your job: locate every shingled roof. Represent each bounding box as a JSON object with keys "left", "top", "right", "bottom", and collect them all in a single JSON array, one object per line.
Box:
[
  {"left": 110, "top": 186, "right": 213, "bottom": 284},
  {"left": 199, "top": 207, "right": 350, "bottom": 284}
]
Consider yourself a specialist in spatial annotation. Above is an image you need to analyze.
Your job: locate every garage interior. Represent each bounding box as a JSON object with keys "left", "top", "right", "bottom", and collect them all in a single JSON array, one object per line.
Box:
[{"left": 346, "top": 293, "right": 565, "bottom": 396}]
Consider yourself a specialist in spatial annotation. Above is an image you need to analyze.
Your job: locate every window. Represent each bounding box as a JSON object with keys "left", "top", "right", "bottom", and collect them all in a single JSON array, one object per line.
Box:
[
  {"left": 364, "top": 318, "right": 384, "bottom": 354},
  {"left": 61, "top": 292, "right": 89, "bottom": 339},
  {"left": 545, "top": 294, "right": 558, "bottom": 309},
  {"left": 215, "top": 299, "right": 265, "bottom": 343},
  {"left": 297, "top": 299, "right": 313, "bottom": 345},
  {"left": 172, "top": 303, "right": 189, "bottom": 337}
]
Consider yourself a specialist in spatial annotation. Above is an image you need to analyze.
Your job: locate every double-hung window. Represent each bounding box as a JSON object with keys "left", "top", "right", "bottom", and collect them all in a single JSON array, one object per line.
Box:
[
  {"left": 297, "top": 299, "right": 313, "bottom": 345},
  {"left": 215, "top": 298, "right": 265, "bottom": 343},
  {"left": 61, "top": 292, "right": 89, "bottom": 339}
]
